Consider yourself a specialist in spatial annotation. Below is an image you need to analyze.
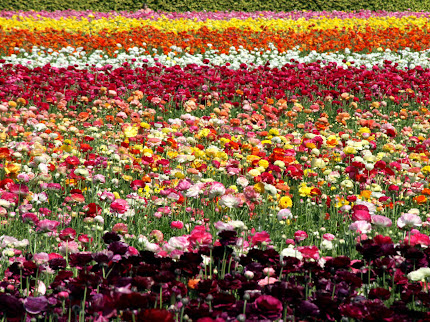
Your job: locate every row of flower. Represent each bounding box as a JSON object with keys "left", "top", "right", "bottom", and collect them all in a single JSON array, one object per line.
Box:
[
  {"left": 2, "top": 15, "right": 429, "bottom": 33},
  {"left": 2, "top": 13, "right": 430, "bottom": 57},
  {"left": 2, "top": 46, "right": 430, "bottom": 70},
  {"left": 1, "top": 231, "right": 430, "bottom": 320},
  {"left": 3, "top": 9, "right": 430, "bottom": 20}
]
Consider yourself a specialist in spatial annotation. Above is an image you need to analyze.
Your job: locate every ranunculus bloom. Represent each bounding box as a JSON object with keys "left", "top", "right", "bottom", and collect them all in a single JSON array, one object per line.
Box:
[
  {"left": 170, "top": 221, "right": 184, "bottom": 229},
  {"left": 298, "top": 245, "right": 320, "bottom": 260},
  {"left": 37, "top": 219, "right": 60, "bottom": 232},
  {"left": 294, "top": 230, "right": 308, "bottom": 242},
  {"left": 218, "top": 194, "right": 240, "bottom": 208},
  {"left": 352, "top": 209, "right": 371, "bottom": 222},
  {"left": 349, "top": 221, "right": 372, "bottom": 234},
  {"left": 24, "top": 296, "right": 48, "bottom": 314},
  {"left": 258, "top": 276, "right": 278, "bottom": 287},
  {"left": 254, "top": 295, "right": 283, "bottom": 320},
  {"left": 110, "top": 199, "right": 129, "bottom": 214},
  {"left": 250, "top": 231, "right": 271, "bottom": 246},
  {"left": 371, "top": 215, "right": 392, "bottom": 228},
  {"left": 397, "top": 213, "right": 422, "bottom": 229}
]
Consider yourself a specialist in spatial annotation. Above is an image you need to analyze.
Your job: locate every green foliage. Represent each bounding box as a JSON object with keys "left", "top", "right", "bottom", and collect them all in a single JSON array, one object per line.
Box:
[{"left": 2, "top": 0, "right": 430, "bottom": 12}]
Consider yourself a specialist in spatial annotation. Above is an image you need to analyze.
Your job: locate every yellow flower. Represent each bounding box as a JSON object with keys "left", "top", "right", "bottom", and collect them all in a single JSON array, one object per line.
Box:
[
  {"left": 298, "top": 183, "right": 312, "bottom": 197},
  {"left": 254, "top": 182, "right": 265, "bottom": 193},
  {"left": 258, "top": 159, "right": 269, "bottom": 169},
  {"left": 246, "top": 155, "right": 260, "bottom": 163},
  {"left": 113, "top": 192, "right": 120, "bottom": 199},
  {"left": 269, "top": 128, "right": 280, "bottom": 136},
  {"left": 198, "top": 128, "right": 211, "bottom": 137},
  {"left": 140, "top": 122, "right": 150, "bottom": 129},
  {"left": 422, "top": 166, "right": 430, "bottom": 175},
  {"left": 248, "top": 169, "right": 261, "bottom": 177},
  {"left": 279, "top": 196, "right": 292, "bottom": 208},
  {"left": 343, "top": 146, "right": 357, "bottom": 154},
  {"left": 123, "top": 125, "right": 138, "bottom": 138},
  {"left": 5, "top": 163, "right": 21, "bottom": 174},
  {"left": 174, "top": 171, "right": 185, "bottom": 179}
]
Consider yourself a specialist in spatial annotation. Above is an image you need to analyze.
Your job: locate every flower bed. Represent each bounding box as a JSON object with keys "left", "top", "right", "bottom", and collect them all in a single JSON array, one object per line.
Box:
[{"left": 0, "top": 10, "right": 429, "bottom": 321}]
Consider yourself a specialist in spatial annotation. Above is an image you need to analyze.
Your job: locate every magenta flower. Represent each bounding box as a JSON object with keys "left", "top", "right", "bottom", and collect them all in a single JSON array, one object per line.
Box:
[{"left": 110, "top": 199, "right": 129, "bottom": 214}]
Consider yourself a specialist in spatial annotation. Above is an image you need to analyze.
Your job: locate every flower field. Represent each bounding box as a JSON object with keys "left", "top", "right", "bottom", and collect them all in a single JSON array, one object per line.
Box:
[{"left": 0, "top": 9, "right": 430, "bottom": 321}]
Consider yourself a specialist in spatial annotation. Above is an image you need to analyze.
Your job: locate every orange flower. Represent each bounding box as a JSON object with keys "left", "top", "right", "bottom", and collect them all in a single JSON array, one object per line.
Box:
[
  {"left": 414, "top": 195, "right": 428, "bottom": 204},
  {"left": 188, "top": 279, "right": 201, "bottom": 289},
  {"left": 360, "top": 190, "right": 372, "bottom": 199}
]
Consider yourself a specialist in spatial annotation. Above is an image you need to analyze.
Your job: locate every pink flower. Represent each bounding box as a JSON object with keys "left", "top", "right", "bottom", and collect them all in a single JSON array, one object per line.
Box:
[
  {"left": 58, "top": 241, "right": 79, "bottom": 254},
  {"left": 33, "top": 252, "right": 49, "bottom": 265},
  {"left": 127, "top": 246, "right": 139, "bottom": 256},
  {"left": 170, "top": 221, "right": 184, "bottom": 229},
  {"left": 189, "top": 225, "right": 212, "bottom": 247},
  {"left": 37, "top": 219, "right": 60, "bottom": 232},
  {"left": 21, "top": 212, "right": 39, "bottom": 225},
  {"left": 258, "top": 276, "right": 278, "bottom": 287},
  {"left": 404, "top": 232, "right": 430, "bottom": 247},
  {"left": 209, "top": 182, "right": 226, "bottom": 198},
  {"left": 285, "top": 239, "right": 295, "bottom": 245},
  {"left": 218, "top": 194, "right": 240, "bottom": 208},
  {"left": 250, "top": 231, "right": 271, "bottom": 246},
  {"left": 8, "top": 183, "right": 29, "bottom": 195},
  {"left": 263, "top": 267, "right": 276, "bottom": 276},
  {"left": 168, "top": 236, "right": 190, "bottom": 250},
  {"left": 294, "top": 230, "right": 308, "bottom": 242},
  {"left": 110, "top": 199, "right": 129, "bottom": 214},
  {"left": 349, "top": 221, "right": 372, "bottom": 234},
  {"left": 298, "top": 246, "right": 320, "bottom": 260},
  {"left": 371, "top": 215, "right": 392, "bottom": 228},
  {"left": 176, "top": 179, "right": 191, "bottom": 191},
  {"left": 323, "top": 233, "right": 335, "bottom": 241},
  {"left": 149, "top": 230, "right": 164, "bottom": 242},
  {"left": 70, "top": 193, "right": 85, "bottom": 203},
  {"left": 98, "top": 190, "right": 116, "bottom": 203},
  {"left": 352, "top": 210, "right": 371, "bottom": 222},
  {"left": 112, "top": 223, "right": 128, "bottom": 234}
]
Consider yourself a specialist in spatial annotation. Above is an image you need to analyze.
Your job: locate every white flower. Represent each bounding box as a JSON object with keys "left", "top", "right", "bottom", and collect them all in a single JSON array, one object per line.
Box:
[
  {"left": 218, "top": 194, "right": 240, "bottom": 208},
  {"left": 320, "top": 240, "right": 333, "bottom": 251},
  {"left": 280, "top": 245, "right": 303, "bottom": 261},
  {"left": 236, "top": 176, "right": 249, "bottom": 187},
  {"left": 264, "top": 184, "right": 277, "bottom": 196},
  {"left": 186, "top": 183, "right": 204, "bottom": 198},
  {"left": 229, "top": 220, "right": 246, "bottom": 230},
  {"left": 397, "top": 213, "right": 422, "bottom": 229},
  {"left": 209, "top": 183, "right": 226, "bottom": 198},
  {"left": 407, "top": 267, "right": 430, "bottom": 281}
]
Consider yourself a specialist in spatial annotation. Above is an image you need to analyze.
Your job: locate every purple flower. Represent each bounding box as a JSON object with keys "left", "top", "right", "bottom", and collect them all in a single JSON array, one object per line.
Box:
[{"left": 24, "top": 296, "right": 48, "bottom": 314}]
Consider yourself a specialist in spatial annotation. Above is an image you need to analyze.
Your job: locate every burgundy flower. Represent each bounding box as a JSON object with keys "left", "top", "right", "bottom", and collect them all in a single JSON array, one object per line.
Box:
[
  {"left": 102, "top": 232, "right": 121, "bottom": 244},
  {"left": 368, "top": 288, "right": 391, "bottom": 301},
  {"left": 0, "top": 294, "right": 24, "bottom": 318},
  {"left": 139, "top": 308, "right": 174, "bottom": 322},
  {"left": 298, "top": 300, "right": 320, "bottom": 317},
  {"left": 254, "top": 295, "right": 283, "bottom": 320}
]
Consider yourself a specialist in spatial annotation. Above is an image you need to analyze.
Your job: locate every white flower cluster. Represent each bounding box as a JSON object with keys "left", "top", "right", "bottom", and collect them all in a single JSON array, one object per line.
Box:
[{"left": 2, "top": 45, "right": 430, "bottom": 70}]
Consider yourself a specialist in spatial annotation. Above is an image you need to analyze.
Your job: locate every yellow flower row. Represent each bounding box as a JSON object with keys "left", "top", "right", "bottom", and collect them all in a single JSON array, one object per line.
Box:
[{"left": 1, "top": 15, "right": 429, "bottom": 34}]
